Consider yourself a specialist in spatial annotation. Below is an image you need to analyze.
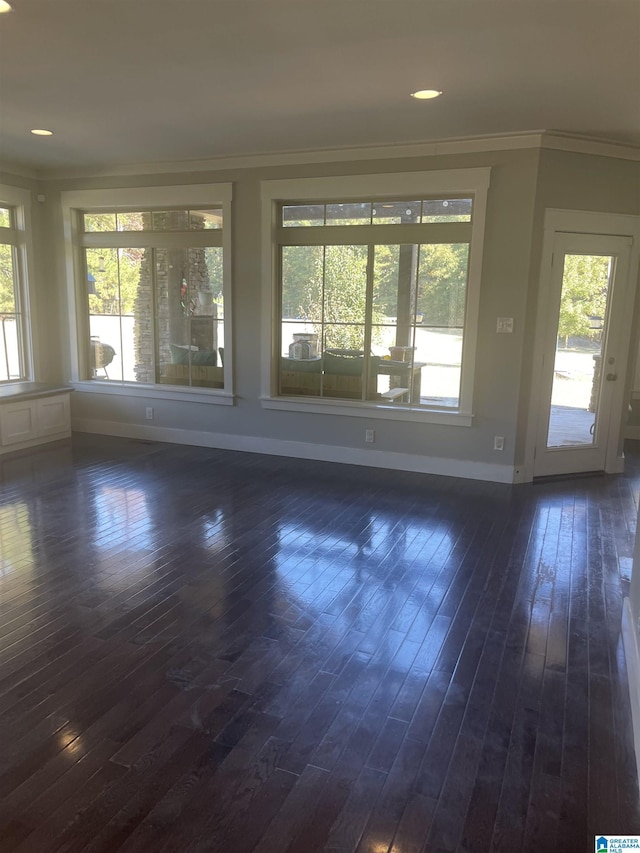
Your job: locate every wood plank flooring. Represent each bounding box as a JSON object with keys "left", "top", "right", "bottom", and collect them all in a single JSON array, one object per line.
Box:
[{"left": 1, "top": 433, "right": 639, "bottom": 852}]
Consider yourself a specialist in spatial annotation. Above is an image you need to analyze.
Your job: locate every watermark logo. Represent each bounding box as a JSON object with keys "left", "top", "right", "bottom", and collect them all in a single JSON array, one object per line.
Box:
[{"left": 595, "top": 838, "right": 640, "bottom": 851}]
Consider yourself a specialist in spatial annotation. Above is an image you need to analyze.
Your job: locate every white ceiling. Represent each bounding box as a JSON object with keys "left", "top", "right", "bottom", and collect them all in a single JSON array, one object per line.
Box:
[{"left": 1, "top": 0, "right": 639, "bottom": 174}]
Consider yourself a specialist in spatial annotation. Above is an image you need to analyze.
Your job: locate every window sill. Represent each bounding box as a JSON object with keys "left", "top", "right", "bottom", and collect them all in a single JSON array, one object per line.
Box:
[
  {"left": 0, "top": 381, "right": 73, "bottom": 402},
  {"left": 260, "top": 395, "right": 473, "bottom": 426},
  {"left": 72, "top": 380, "right": 235, "bottom": 406}
]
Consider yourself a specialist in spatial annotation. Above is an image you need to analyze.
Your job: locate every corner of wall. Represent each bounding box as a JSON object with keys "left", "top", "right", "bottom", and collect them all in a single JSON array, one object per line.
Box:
[{"left": 622, "top": 597, "right": 640, "bottom": 786}]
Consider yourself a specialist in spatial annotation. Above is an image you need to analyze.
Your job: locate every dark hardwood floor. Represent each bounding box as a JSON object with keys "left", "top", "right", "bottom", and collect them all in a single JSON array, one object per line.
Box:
[{"left": 1, "top": 433, "right": 639, "bottom": 852}]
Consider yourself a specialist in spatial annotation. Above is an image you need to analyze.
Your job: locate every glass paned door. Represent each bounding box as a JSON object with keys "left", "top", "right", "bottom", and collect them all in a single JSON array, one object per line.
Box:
[
  {"left": 546, "top": 254, "right": 613, "bottom": 449},
  {"left": 534, "top": 233, "right": 633, "bottom": 478}
]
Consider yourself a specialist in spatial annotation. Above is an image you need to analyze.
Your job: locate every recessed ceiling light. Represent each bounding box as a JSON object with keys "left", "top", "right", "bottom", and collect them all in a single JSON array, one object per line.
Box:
[
  {"left": 0, "top": 1, "right": 14, "bottom": 13},
  {"left": 31, "top": 128, "right": 54, "bottom": 136},
  {"left": 410, "top": 89, "right": 443, "bottom": 100}
]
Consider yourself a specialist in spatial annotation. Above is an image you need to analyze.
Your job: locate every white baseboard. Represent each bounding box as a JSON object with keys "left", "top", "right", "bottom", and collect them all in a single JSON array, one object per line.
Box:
[
  {"left": 622, "top": 597, "right": 640, "bottom": 786},
  {"left": 71, "top": 418, "right": 516, "bottom": 483}
]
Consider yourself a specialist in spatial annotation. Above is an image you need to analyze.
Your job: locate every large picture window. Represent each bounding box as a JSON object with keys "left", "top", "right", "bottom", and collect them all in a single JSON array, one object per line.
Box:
[
  {"left": 280, "top": 222, "right": 470, "bottom": 408},
  {"left": 64, "top": 185, "right": 231, "bottom": 395},
  {"left": 262, "top": 170, "right": 489, "bottom": 421}
]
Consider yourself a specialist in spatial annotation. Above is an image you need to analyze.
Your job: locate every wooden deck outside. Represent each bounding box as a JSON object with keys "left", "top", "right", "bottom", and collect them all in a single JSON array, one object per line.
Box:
[{"left": 547, "top": 404, "right": 596, "bottom": 447}]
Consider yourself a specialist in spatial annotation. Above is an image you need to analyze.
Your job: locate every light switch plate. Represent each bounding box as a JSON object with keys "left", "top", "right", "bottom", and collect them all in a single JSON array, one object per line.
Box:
[{"left": 497, "top": 317, "right": 514, "bottom": 333}]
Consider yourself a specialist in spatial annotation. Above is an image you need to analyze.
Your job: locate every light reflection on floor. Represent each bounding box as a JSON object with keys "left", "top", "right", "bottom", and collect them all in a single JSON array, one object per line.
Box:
[{"left": 0, "top": 501, "right": 33, "bottom": 578}]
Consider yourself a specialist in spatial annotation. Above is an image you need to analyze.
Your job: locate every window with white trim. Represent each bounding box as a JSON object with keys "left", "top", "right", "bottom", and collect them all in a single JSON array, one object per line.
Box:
[
  {"left": 64, "top": 184, "right": 232, "bottom": 394},
  {"left": 0, "top": 193, "right": 31, "bottom": 384},
  {"left": 263, "top": 170, "right": 490, "bottom": 419}
]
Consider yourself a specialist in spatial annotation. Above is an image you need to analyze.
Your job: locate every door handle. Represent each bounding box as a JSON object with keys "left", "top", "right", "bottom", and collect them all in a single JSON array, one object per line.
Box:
[{"left": 606, "top": 373, "right": 618, "bottom": 381}]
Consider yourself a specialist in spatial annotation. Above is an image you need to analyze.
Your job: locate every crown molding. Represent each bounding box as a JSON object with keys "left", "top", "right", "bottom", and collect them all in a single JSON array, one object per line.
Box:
[
  {"left": 0, "top": 161, "right": 41, "bottom": 181},
  {"left": 26, "top": 131, "right": 640, "bottom": 182},
  {"left": 540, "top": 131, "right": 640, "bottom": 161}
]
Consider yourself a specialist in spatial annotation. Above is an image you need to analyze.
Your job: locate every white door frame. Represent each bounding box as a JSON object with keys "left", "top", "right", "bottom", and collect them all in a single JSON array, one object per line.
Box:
[
  {"left": 522, "top": 209, "right": 640, "bottom": 482},
  {"left": 534, "top": 233, "right": 632, "bottom": 477}
]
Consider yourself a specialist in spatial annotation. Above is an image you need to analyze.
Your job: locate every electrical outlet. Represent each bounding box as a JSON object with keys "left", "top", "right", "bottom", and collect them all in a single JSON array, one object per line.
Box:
[
  {"left": 145, "top": 407, "right": 154, "bottom": 420},
  {"left": 365, "top": 429, "right": 375, "bottom": 443},
  {"left": 494, "top": 435, "right": 505, "bottom": 451}
]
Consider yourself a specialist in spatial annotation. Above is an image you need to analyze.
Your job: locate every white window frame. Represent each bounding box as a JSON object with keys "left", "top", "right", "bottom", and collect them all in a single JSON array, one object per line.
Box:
[
  {"left": 0, "top": 184, "right": 36, "bottom": 385},
  {"left": 260, "top": 168, "right": 490, "bottom": 425},
  {"left": 61, "top": 183, "right": 233, "bottom": 404}
]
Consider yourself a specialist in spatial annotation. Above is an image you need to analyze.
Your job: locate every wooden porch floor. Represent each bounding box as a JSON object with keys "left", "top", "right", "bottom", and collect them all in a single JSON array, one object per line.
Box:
[{"left": 547, "top": 405, "right": 596, "bottom": 447}]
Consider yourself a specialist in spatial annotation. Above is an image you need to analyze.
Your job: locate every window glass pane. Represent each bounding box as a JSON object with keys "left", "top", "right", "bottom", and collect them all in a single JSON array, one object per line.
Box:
[
  {"left": 204, "top": 247, "right": 224, "bottom": 319},
  {"left": 86, "top": 247, "right": 119, "bottom": 315},
  {"left": 151, "top": 210, "right": 190, "bottom": 231},
  {"left": 326, "top": 203, "right": 372, "bottom": 226},
  {"left": 417, "top": 330, "right": 463, "bottom": 409},
  {"left": 374, "top": 340, "right": 425, "bottom": 404},
  {"left": 86, "top": 247, "right": 123, "bottom": 381},
  {"left": 281, "top": 322, "right": 320, "bottom": 358},
  {"left": 84, "top": 208, "right": 221, "bottom": 233},
  {"left": 279, "top": 324, "right": 321, "bottom": 396},
  {"left": 279, "top": 357, "right": 322, "bottom": 396},
  {"left": 86, "top": 249, "right": 120, "bottom": 316},
  {"left": 373, "top": 244, "right": 419, "bottom": 335},
  {"left": 322, "top": 332, "right": 367, "bottom": 399},
  {"left": 0, "top": 208, "right": 11, "bottom": 228},
  {"left": 372, "top": 201, "right": 421, "bottom": 224},
  {"left": 116, "top": 212, "right": 145, "bottom": 231},
  {"left": 0, "top": 316, "right": 21, "bottom": 382},
  {"left": 282, "top": 245, "right": 323, "bottom": 322},
  {"left": 323, "top": 245, "right": 367, "bottom": 332},
  {"left": 416, "top": 244, "right": 468, "bottom": 327},
  {"left": 415, "top": 243, "right": 469, "bottom": 408},
  {"left": 83, "top": 213, "right": 117, "bottom": 232},
  {"left": 370, "top": 322, "right": 399, "bottom": 359},
  {"left": 156, "top": 247, "right": 222, "bottom": 389},
  {"left": 190, "top": 209, "right": 223, "bottom": 230},
  {"left": 372, "top": 243, "right": 421, "bottom": 403},
  {"left": 205, "top": 240, "right": 224, "bottom": 386},
  {"left": 215, "top": 320, "right": 225, "bottom": 368},
  {"left": 322, "top": 324, "right": 365, "bottom": 354},
  {"left": 546, "top": 254, "right": 612, "bottom": 448},
  {"left": 282, "top": 204, "right": 325, "bottom": 227},
  {"left": 0, "top": 243, "right": 21, "bottom": 382},
  {"left": 125, "top": 247, "right": 150, "bottom": 383},
  {"left": 373, "top": 245, "right": 400, "bottom": 321},
  {"left": 86, "top": 246, "right": 147, "bottom": 383},
  {"left": 421, "top": 198, "right": 472, "bottom": 222},
  {"left": 88, "top": 246, "right": 142, "bottom": 383},
  {"left": 0, "top": 243, "right": 16, "bottom": 314}
]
